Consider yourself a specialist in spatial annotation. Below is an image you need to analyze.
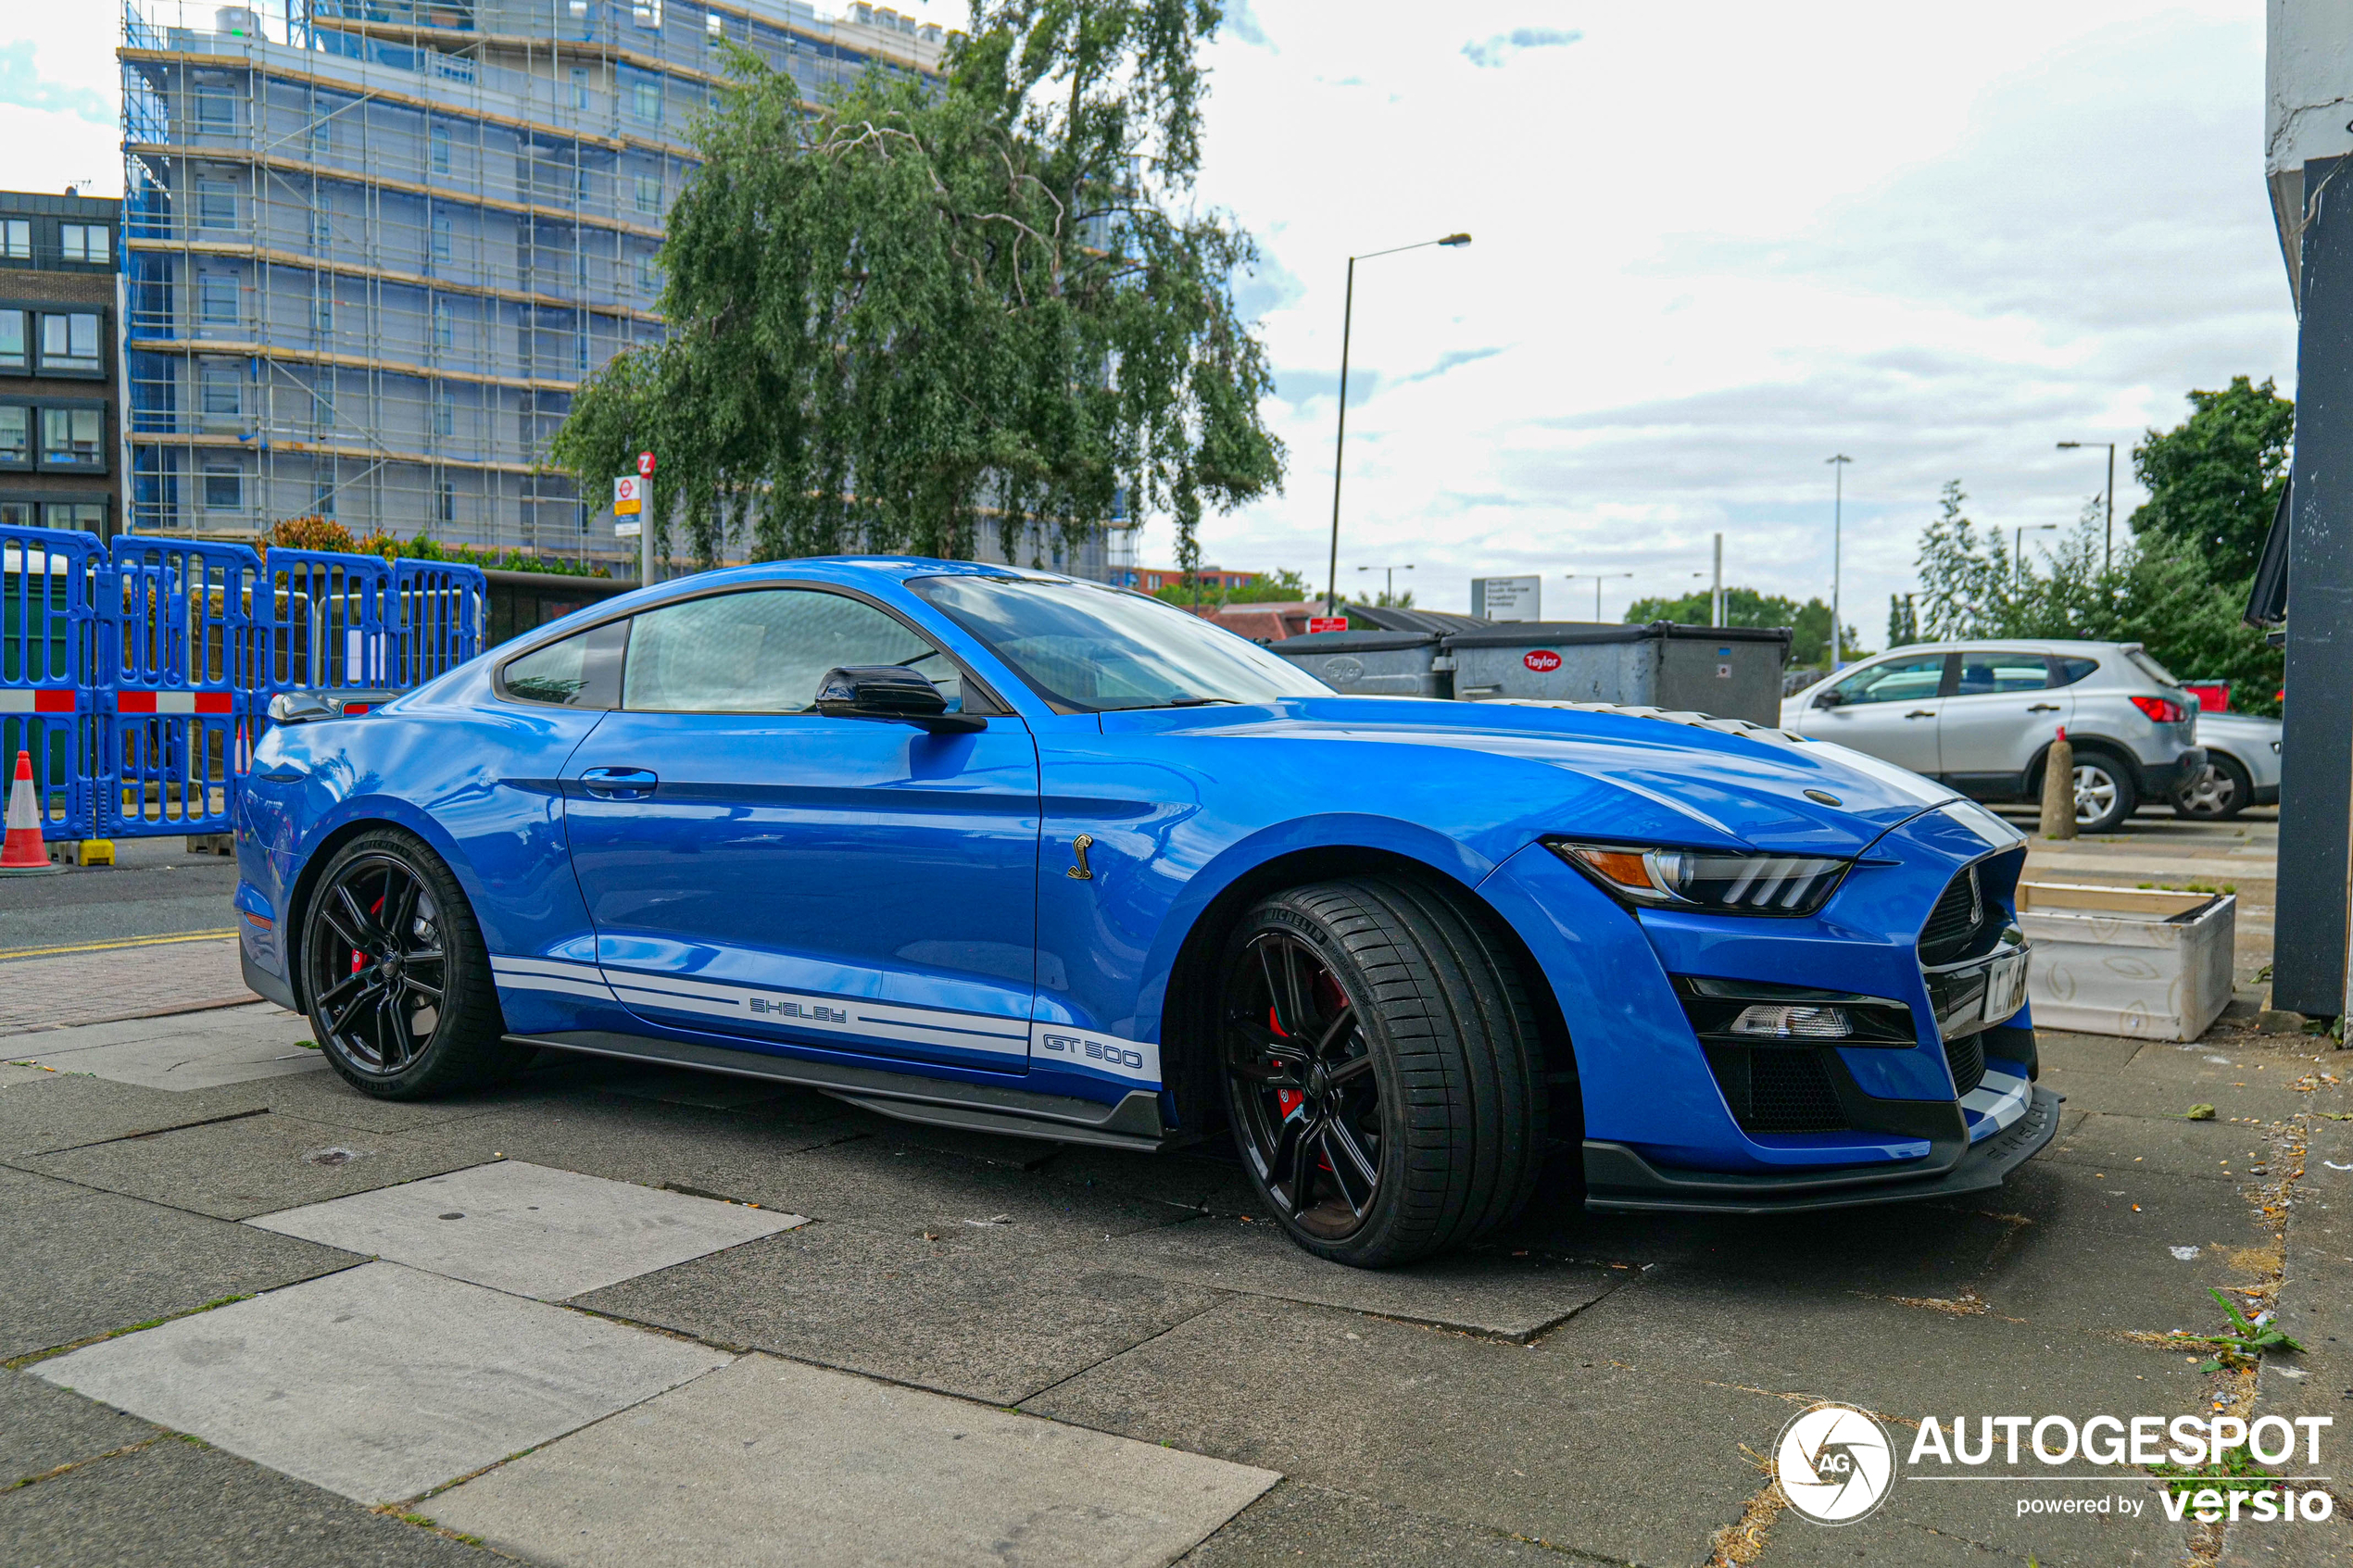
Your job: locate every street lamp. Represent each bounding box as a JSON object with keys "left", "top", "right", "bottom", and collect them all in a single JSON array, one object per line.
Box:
[
  {"left": 1826, "top": 455, "right": 1853, "bottom": 668},
  {"left": 1565, "top": 571, "right": 1634, "bottom": 621},
  {"left": 2055, "top": 441, "right": 2118, "bottom": 571},
  {"left": 2014, "top": 522, "right": 2058, "bottom": 586},
  {"left": 1325, "top": 232, "right": 1473, "bottom": 614},
  {"left": 1357, "top": 562, "right": 1415, "bottom": 605}
]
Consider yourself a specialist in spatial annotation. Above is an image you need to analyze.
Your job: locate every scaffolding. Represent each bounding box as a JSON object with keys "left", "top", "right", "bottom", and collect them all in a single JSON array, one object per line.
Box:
[{"left": 119, "top": 0, "right": 948, "bottom": 562}]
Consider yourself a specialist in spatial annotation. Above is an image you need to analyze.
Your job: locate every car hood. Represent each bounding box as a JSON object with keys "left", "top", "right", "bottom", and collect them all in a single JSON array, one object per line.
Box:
[{"left": 1104, "top": 696, "right": 1970, "bottom": 857}]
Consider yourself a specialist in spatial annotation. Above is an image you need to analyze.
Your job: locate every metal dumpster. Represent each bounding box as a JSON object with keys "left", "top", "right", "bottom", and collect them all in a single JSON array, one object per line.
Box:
[
  {"left": 1440, "top": 621, "right": 1790, "bottom": 724},
  {"left": 1266, "top": 629, "right": 1449, "bottom": 697}
]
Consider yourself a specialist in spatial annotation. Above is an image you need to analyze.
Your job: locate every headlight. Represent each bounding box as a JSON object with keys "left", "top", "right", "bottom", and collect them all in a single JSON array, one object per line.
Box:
[{"left": 1548, "top": 840, "right": 1853, "bottom": 917}]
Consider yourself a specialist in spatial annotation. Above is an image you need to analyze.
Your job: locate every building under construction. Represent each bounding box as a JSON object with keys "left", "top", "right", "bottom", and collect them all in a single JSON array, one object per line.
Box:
[{"left": 119, "top": 0, "right": 953, "bottom": 565}]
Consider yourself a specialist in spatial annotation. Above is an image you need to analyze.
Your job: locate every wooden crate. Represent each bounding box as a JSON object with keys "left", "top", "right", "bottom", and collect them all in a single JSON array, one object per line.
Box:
[{"left": 2016, "top": 881, "right": 2234, "bottom": 1042}]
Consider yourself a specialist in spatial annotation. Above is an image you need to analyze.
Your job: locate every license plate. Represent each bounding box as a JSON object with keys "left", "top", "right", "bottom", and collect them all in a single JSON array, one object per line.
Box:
[{"left": 1981, "top": 949, "right": 2029, "bottom": 1025}]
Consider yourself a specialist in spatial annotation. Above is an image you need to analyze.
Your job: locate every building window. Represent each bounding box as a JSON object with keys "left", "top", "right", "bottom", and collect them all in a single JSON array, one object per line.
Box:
[
  {"left": 203, "top": 466, "right": 242, "bottom": 509},
  {"left": 309, "top": 207, "right": 332, "bottom": 250},
  {"left": 42, "top": 501, "right": 106, "bottom": 532},
  {"left": 199, "top": 274, "right": 238, "bottom": 326},
  {"left": 58, "top": 224, "right": 113, "bottom": 266},
  {"left": 41, "top": 408, "right": 105, "bottom": 469},
  {"left": 632, "top": 1, "right": 662, "bottom": 28},
  {"left": 0, "top": 220, "right": 26, "bottom": 259},
  {"left": 0, "top": 407, "right": 28, "bottom": 467},
  {"left": 632, "top": 82, "right": 661, "bottom": 122},
  {"left": 433, "top": 297, "right": 454, "bottom": 346},
  {"left": 198, "top": 178, "right": 236, "bottom": 229},
  {"left": 434, "top": 385, "right": 455, "bottom": 436},
  {"left": 0, "top": 311, "right": 23, "bottom": 372},
  {"left": 315, "top": 294, "right": 333, "bottom": 335},
  {"left": 706, "top": 9, "right": 724, "bottom": 36},
  {"left": 636, "top": 253, "right": 659, "bottom": 292},
  {"left": 430, "top": 122, "right": 451, "bottom": 175},
  {"left": 437, "top": 477, "right": 457, "bottom": 523},
  {"left": 39, "top": 313, "right": 101, "bottom": 374},
  {"left": 313, "top": 475, "right": 336, "bottom": 516},
  {"left": 572, "top": 66, "right": 592, "bottom": 108},
  {"left": 195, "top": 84, "right": 234, "bottom": 133},
  {"left": 199, "top": 359, "right": 241, "bottom": 416},
  {"left": 635, "top": 174, "right": 661, "bottom": 213},
  {"left": 432, "top": 211, "right": 452, "bottom": 264}
]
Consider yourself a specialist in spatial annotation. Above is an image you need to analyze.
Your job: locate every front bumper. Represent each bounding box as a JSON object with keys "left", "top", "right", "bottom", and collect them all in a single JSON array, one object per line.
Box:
[{"left": 1583, "top": 1085, "right": 2061, "bottom": 1213}]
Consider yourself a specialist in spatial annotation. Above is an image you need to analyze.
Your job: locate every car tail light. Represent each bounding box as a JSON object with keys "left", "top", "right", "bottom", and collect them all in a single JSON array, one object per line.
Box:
[{"left": 2130, "top": 695, "right": 2188, "bottom": 724}]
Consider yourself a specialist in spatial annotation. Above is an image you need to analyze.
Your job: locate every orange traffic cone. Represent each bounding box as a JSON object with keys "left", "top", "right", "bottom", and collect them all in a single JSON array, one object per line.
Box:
[{"left": 1, "top": 749, "right": 59, "bottom": 876}]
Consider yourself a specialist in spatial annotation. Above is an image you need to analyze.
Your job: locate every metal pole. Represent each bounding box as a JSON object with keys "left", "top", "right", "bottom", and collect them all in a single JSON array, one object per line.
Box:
[
  {"left": 1826, "top": 455, "right": 1853, "bottom": 666},
  {"left": 2105, "top": 442, "right": 2116, "bottom": 572},
  {"left": 1711, "top": 533, "right": 1723, "bottom": 627},
  {"left": 1326, "top": 257, "right": 1356, "bottom": 618},
  {"left": 641, "top": 478, "right": 654, "bottom": 586}
]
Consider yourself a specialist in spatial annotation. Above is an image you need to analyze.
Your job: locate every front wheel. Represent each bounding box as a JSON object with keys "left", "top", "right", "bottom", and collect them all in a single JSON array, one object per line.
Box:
[
  {"left": 1218, "top": 876, "right": 1547, "bottom": 1269},
  {"left": 301, "top": 828, "right": 525, "bottom": 1099},
  {"left": 2072, "top": 756, "right": 2138, "bottom": 833}
]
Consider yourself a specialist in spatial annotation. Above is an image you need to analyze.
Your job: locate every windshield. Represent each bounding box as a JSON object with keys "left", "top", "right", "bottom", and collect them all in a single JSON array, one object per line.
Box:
[{"left": 909, "top": 575, "right": 1333, "bottom": 712}]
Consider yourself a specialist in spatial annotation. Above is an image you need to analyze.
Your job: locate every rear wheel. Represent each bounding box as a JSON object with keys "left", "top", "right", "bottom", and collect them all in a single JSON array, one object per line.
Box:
[
  {"left": 1219, "top": 875, "right": 1546, "bottom": 1269},
  {"left": 301, "top": 828, "right": 524, "bottom": 1099},
  {"left": 2173, "top": 754, "right": 2251, "bottom": 822},
  {"left": 2072, "top": 755, "right": 2137, "bottom": 833}
]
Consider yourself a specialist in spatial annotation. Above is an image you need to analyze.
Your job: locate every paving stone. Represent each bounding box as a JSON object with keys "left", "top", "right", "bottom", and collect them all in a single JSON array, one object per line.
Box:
[
  {"left": 573, "top": 1060, "right": 794, "bottom": 1110},
  {"left": 0, "top": 937, "right": 255, "bottom": 1036},
  {"left": 0, "top": 1367, "right": 159, "bottom": 1486},
  {"left": 0, "top": 1173, "right": 359, "bottom": 1361},
  {"left": 1038, "top": 1142, "right": 1267, "bottom": 1216},
  {"left": 2040, "top": 1041, "right": 2323, "bottom": 1125},
  {"left": 1174, "top": 1479, "right": 1572, "bottom": 1565},
  {"left": 1752, "top": 1511, "right": 2028, "bottom": 1564},
  {"left": 0, "top": 1060, "right": 57, "bottom": 1087},
  {"left": 4, "top": 1003, "right": 323, "bottom": 1089},
  {"left": 576, "top": 1220, "right": 1226, "bottom": 1405},
  {"left": 22, "top": 1110, "right": 491, "bottom": 1222},
  {"left": 425, "top": 1352, "right": 1277, "bottom": 1568},
  {"left": 1023, "top": 1294, "right": 1787, "bottom": 1565},
  {"left": 246, "top": 1160, "right": 804, "bottom": 1299},
  {"left": 1091, "top": 1212, "right": 1624, "bottom": 1340},
  {"left": 2046, "top": 1110, "right": 2302, "bottom": 1181},
  {"left": 0, "top": 1070, "right": 271, "bottom": 1158},
  {"left": 33, "top": 1261, "right": 732, "bottom": 1506},
  {"left": 0, "top": 1431, "right": 494, "bottom": 1566},
  {"left": 2038, "top": 1032, "right": 2147, "bottom": 1075},
  {"left": 409, "top": 1087, "right": 867, "bottom": 1187}
]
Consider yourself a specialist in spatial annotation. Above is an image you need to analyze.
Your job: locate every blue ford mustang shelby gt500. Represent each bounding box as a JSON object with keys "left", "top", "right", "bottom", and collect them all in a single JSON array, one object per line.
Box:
[{"left": 236, "top": 558, "right": 2058, "bottom": 1268}]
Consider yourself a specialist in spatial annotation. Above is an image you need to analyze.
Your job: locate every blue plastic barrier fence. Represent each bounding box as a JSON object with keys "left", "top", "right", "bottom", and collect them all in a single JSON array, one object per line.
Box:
[{"left": 0, "top": 525, "right": 104, "bottom": 839}]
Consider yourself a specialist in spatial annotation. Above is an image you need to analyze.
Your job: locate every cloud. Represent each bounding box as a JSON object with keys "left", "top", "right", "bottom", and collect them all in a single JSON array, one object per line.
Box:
[
  {"left": 1462, "top": 28, "right": 1582, "bottom": 69},
  {"left": 0, "top": 40, "right": 111, "bottom": 125},
  {"left": 1225, "top": 0, "right": 1272, "bottom": 49}
]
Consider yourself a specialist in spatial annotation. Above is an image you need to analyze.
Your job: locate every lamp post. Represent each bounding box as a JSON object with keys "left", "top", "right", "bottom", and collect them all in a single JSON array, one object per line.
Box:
[
  {"left": 1357, "top": 562, "right": 1416, "bottom": 605},
  {"left": 1565, "top": 571, "right": 1633, "bottom": 621},
  {"left": 2056, "top": 441, "right": 2118, "bottom": 571},
  {"left": 1326, "top": 232, "right": 1473, "bottom": 614},
  {"left": 1826, "top": 455, "right": 1853, "bottom": 668},
  {"left": 2014, "top": 522, "right": 2058, "bottom": 586}
]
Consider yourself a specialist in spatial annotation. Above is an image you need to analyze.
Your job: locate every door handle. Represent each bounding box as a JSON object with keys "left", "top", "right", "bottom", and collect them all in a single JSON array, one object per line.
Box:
[
  {"left": 1904, "top": 709, "right": 1937, "bottom": 719},
  {"left": 580, "top": 766, "right": 659, "bottom": 799},
  {"left": 2027, "top": 703, "right": 2061, "bottom": 712}
]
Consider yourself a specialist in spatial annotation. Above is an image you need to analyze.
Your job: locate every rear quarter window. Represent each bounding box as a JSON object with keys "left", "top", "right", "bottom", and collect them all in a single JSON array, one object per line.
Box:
[
  {"left": 497, "top": 619, "right": 626, "bottom": 708},
  {"left": 2050, "top": 657, "right": 2099, "bottom": 688}
]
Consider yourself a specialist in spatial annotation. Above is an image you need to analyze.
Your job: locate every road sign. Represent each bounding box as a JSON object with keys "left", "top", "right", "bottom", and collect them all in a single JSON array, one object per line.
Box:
[
  {"left": 614, "top": 520, "right": 642, "bottom": 538},
  {"left": 637, "top": 451, "right": 656, "bottom": 477},
  {"left": 1472, "top": 575, "right": 1541, "bottom": 622},
  {"left": 613, "top": 474, "right": 643, "bottom": 515},
  {"left": 1307, "top": 617, "right": 1348, "bottom": 633}
]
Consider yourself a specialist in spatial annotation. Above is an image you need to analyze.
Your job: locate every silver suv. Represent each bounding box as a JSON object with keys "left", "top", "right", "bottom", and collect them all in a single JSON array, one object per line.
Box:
[{"left": 1780, "top": 640, "right": 2207, "bottom": 832}]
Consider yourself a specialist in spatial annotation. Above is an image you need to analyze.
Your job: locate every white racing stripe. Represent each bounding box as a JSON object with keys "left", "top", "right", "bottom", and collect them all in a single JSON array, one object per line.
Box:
[
  {"left": 490, "top": 955, "right": 618, "bottom": 1005},
  {"left": 1961, "top": 1069, "right": 2031, "bottom": 1135}
]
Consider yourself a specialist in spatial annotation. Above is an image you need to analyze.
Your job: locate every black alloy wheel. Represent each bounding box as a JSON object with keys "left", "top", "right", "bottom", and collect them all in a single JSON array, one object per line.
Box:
[
  {"left": 301, "top": 828, "right": 524, "bottom": 1098},
  {"left": 1225, "top": 928, "right": 1385, "bottom": 1242}
]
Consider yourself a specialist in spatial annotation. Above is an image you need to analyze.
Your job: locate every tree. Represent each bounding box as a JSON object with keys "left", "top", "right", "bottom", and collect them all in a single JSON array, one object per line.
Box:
[
  {"left": 1911, "top": 481, "right": 2017, "bottom": 640},
  {"left": 1150, "top": 566, "right": 1315, "bottom": 608},
  {"left": 1886, "top": 593, "right": 1919, "bottom": 648},
  {"left": 2130, "top": 376, "right": 2294, "bottom": 584},
  {"left": 552, "top": 0, "right": 1283, "bottom": 571},
  {"left": 1622, "top": 586, "right": 1857, "bottom": 667}
]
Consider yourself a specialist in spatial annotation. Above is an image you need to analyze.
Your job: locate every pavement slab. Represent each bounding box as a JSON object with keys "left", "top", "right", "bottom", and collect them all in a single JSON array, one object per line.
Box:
[
  {"left": 401, "top": 1089, "right": 871, "bottom": 1193},
  {"left": 576, "top": 1220, "right": 1228, "bottom": 1405},
  {"left": 0, "top": 1171, "right": 359, "bottom": 1362},
  {"left": 21, "top": 1109, "right": 491, "bottom": 1221},
  {"left": 1022, "top": 1293, "right": 1788, "bottom": 1565},
  {"left": 426, "top": 1351, "right": 1277, "bottom": 1568},
  {"left": 4, "top": 1002, "right": 323, "bottom": 1089},
  {"left": 0, "top": 1069, "right": 272, "bottom": 1158},
  {"left": 1173, "top": 1479, "right": 1574, "bottom": 1565},
  {"left": 32, "top": 1261, "right": 733, "bottom": 1506},
  {"left": 1, "top": 1367, "right": 160, "bottom": 1486},
  {"left": 2046, "top": 1109, "right": 2302, "bottom": 1181},
  {"left": 0, "top": 1433, "right": 495, "bottom": 1567},
  {"left": 245, "top": 1159, "right": 806, "bottom": 1299},
  {"left": 1752, "top": 1512, "right": 2029, "bottom": 1565},
  {"left": 1033, "top": 1144, "right": 1267, "bottom": 1217},
  {"left": 1089, "top": 1212, "right": 1625, "bottom": 1340},
  {"left": 0, "top": 936, "right": 256, "bottom": 1035}
]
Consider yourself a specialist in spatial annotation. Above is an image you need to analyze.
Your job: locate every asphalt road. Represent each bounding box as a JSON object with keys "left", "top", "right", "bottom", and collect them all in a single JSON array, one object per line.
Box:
[{"left": 0, "top": 838, "right": 239, "bottom": 955}]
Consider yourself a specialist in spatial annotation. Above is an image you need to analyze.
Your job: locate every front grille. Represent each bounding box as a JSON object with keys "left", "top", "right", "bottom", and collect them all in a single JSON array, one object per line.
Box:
[
  {"left": 1944, "top": 1031, "right": 1985, "bottom": 1098},
  {"left": 1705, "top": 1046, "right": 1849, "bottom": 1134},
  {"left": 1919, "top": 866, "right": 1986, "bottom": 965}
]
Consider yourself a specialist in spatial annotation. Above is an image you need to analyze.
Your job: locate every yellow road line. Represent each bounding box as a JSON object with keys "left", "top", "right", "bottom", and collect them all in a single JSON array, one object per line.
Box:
[{"left": 0, "top": 929, "right": 239, "bottom": 961}]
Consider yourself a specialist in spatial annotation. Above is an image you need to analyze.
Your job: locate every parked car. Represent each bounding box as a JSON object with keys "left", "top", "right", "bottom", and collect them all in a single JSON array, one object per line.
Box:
[
  {"left": 1779, "top": 640, "right": 2207, "bottom": 834},
  {"left": 2172, "top": 709, "right": 2282, "bottom": 821},
  {"left": 239, "top": 560, "right": 2058, "bottom": 1269}
]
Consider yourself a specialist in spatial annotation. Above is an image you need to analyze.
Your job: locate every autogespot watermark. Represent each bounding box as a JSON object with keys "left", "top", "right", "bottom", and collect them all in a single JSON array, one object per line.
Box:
[{"left": 1775, "top": 1407, "right": 2336, "bottom": 1528}]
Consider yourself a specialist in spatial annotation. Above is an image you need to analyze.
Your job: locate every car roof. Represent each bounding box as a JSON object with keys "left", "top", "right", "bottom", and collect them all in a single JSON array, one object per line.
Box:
[
  {"left": 669, "top": 557, "right": 1104, "bottom": 590},
  {"left": 1850, "top": 639, "right": 2137, "bottom": 659}
]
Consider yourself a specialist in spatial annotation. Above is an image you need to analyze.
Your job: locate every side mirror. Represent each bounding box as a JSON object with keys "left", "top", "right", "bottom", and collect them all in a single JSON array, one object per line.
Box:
[
  {"left": 815, "top": 665, "right": 986, "bottom": 734},
  {"left": 1814, "top": 688, "right": 1844, "bottom": 709}
]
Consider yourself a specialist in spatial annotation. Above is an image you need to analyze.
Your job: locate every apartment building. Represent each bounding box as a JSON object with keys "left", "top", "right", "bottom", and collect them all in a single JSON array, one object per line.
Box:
[{"left": 0, "top": 190, "right": 124, "bottom": 536}]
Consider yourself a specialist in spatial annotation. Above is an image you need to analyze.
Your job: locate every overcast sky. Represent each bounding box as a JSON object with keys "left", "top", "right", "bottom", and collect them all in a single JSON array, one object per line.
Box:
[{"left": 4, "top": 3, "right": 2296, "bottom": 636}]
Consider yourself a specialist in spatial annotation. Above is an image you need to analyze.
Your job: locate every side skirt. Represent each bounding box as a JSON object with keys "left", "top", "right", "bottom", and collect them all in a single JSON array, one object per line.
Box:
[{"left": 506, "top": 1029, "right": 1175, "bottom": 1153}]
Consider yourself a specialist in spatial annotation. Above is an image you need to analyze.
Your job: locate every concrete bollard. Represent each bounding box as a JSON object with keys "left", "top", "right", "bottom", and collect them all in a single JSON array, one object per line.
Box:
[{"left": 2039, "top": 729, "right": 2077, "bottom": 841}]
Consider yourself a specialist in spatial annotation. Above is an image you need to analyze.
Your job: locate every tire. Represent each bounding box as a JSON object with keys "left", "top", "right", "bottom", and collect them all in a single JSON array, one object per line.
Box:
[
  {"left": 1216, "top": 875, "right": 1547, "bottom": 1269},
  {"left": 2071, "top": 754, "right": 2138, "bottom": 833},
  {"left": 300, "top": 827, "right": 526, "bottom": 1099},
  {"left": 2173, "top": 753, "right": 2251, "bottom": 822}
]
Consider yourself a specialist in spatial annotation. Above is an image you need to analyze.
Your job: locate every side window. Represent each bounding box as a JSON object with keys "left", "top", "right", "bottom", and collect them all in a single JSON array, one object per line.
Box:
[
  {"left": 622, "top": 589, "right": 964, "bottom": 715},
  {"left": 1955, "top": 651, "right": 2053, "bottom": 696},
  {"left": 2050, "top": 657, "right": 2099, "bottom": 688},
  {"left": 1829, "top": 653, "right": 1948, "bottom": 706},
  {"left": 498, "top": 619, "right": 626, "bottom": 708}
]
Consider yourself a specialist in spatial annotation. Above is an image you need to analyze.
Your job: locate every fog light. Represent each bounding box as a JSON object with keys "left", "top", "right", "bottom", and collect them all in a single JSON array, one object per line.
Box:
[{"left": 1729, "top": 1004, "right": 1855, "bottom": 1039}]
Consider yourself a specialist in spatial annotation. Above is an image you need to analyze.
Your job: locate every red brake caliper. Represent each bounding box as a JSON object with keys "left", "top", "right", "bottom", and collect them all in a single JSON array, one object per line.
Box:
[
  {"left": 351, "top": 891, "right": 386, "bottom": 975},
  {"left": 1269, "top": 1005, "right": 1304, "bottom": 1121}
]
